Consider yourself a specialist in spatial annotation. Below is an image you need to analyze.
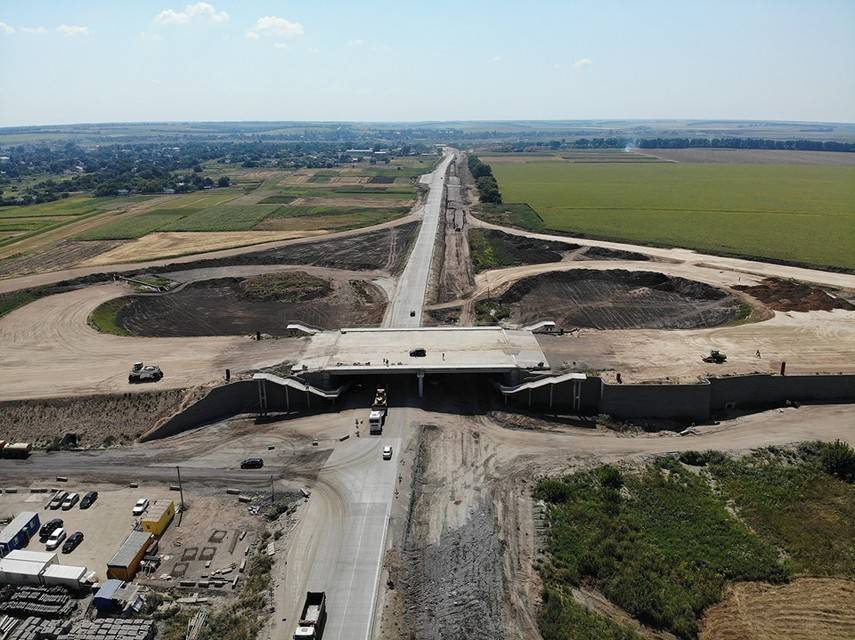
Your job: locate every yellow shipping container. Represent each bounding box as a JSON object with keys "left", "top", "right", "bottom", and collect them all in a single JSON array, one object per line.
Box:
[{"left": 141, "top": 500, "right": 175, "bottom": 537}]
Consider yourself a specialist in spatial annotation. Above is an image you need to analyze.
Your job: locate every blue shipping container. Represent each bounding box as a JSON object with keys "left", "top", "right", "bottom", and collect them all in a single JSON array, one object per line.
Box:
[{"left": 0, "top": 512, "right": 40, "bottom": 557}]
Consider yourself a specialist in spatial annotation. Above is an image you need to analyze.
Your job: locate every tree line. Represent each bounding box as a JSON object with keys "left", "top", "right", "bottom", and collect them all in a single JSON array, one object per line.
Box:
[
  {"left": 493, "top": 137, "right": 855, "bottom": 153},
  {"left": 467, "top": 155, "right": 502, "bottom": 204}
]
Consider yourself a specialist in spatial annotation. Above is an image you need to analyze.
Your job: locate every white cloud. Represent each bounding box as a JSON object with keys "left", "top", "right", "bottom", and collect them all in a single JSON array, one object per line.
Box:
[
  {"left": 347, "top": 38, "right": 365, "bottom": 47},
  {"left": 0, "top": 21, "right": 14, "bottom": 34},
  {"left": 574, "top": 58, "right": 592, "bottom": 69},
  {"left": 140, "top": 31, "right": 162, "bottom": 42},
  {"left": 246, "top": 16, "right": 304, "bottom": 40},
  {"left": 490, "top": 55, "right": 503, "bottom": 63},
  {"left": 155, "top": 2, "right": 229, "bottom": 25},
  {"left": 273, "top": 42, "right": 288, "bottom": 49},
  {"left": 21, "top": 26, "right": 48, "bottom": 34},
  {"left": 56, "top": 24, "right": 89, "bottom": 37}
]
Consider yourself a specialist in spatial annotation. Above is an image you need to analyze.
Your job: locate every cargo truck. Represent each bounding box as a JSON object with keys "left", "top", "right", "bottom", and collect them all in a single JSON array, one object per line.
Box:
[
  {"left": 293, "top": 591, "right": 327, "bottom": 639},
  {"left": 2, "top": 443, "right": 32, "bottom": 459},
  {"left": 369, "top": 388, "right": 388, "bottom": 434}
]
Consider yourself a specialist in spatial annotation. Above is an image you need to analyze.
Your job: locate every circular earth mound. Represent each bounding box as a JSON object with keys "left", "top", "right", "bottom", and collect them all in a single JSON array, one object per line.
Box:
[
  {"left": 102, "top": 271, "right": 387, "bottom": 337},
  {"left": 480, "top": 269, "right": 745, "bottom": 330}
]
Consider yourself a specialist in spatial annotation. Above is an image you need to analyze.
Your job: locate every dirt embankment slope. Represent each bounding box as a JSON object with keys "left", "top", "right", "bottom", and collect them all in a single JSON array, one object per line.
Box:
[
  {"left": 487, "top": 269, "right": 744, "bottom": 330},
  {"left": 112, "top": 272, "right": 387, "bottom": 336},
  {"left": 0, "top": 389, "right": 189, "bottom": 447}
]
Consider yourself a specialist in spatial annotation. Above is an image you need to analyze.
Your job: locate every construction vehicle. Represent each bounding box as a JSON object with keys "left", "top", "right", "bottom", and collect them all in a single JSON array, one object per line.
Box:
[
  {"left": 2, "top": 442, "right": 32, "bottom": 459},
  {"left": 702, "top": 350, "right": 727, "bottom": 364},
  {"left": 293, "top": 591, "right": 327, "bottom": 639},
  {"left": 369, "top": 387, "right": 388, "bottom": 435},
  {"left": 128, "top": 362, "right": 164, "bottom": 384}
]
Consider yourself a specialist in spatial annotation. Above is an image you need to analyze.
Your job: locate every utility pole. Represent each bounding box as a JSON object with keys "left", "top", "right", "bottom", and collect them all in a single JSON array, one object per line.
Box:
[{"left": 176, "top": 466, "right": 185, "bottom": 512}]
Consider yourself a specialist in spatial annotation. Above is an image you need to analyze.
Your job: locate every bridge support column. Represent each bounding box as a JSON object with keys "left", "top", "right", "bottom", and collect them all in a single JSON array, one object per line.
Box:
[
  {"left": 417, "top": 371, "right": 424, "bottom": 398},
  {"left": 257, "top": 379, "right": 268, "bottom": 416}
]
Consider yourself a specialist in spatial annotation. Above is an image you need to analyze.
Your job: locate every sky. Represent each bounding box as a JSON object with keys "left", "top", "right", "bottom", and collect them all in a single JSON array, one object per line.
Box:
[{"left": 1, "top": 0, "right": 854, "bottom": 127}]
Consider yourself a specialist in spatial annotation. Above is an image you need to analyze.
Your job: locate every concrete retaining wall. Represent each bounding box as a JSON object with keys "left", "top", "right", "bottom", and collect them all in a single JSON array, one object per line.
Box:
[
  {"left": 142, "top": 377, "right": 340, "bottom": 441},
  {"left": 600, "top": 380, "right": 711, "bottom": 421},
  {"left": 710, "top": 374, "right": 855, "bottom": 410}
]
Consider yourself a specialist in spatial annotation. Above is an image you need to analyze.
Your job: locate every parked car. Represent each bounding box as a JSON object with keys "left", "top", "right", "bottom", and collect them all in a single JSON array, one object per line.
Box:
[
  {"left": 48, "top": 491, "right": 68, "bottom": 510},
  {"left": 62, "top": 531, "right": 84, "bottom": 554},
  {"left": 132, "top": 498, "right": 149, "bottom": 516},
  {"left": 80, "top": 491, "right": 98, "bottom": 509},
  {"left": 39, "top": 518, "right": 63, "bottom": 540},
  {"left": 45, "top": 528, "right": 66, "bottom": 551},
  {"left": 409, "top": 348, "right": 426, "bottom": 358},
  {"left": 61, "top": 493, "right": 79, "bottom": 510},
  {"left": 382, "top": 446, "right": 393, "bottom": 460},
  {"left": 240, "top": 457, "right": 264, "bottom": 469}
]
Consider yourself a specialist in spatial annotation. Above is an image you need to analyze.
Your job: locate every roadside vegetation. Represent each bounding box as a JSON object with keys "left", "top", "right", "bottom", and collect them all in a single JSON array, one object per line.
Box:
[
  {"left": 238, "top": 271, "right": 331, "bottom": 302},
  {"left": 467, "top": 228, "right": 565, "bottom": 272},
  {"left": 468, "top": 155, "right": 502, "bottom": 203},
  {"left": 535, "top": 442, "right": 855, "bottom": 639},
  {"left": 489, "top": 160, "right": 855, "bottom": 270}
]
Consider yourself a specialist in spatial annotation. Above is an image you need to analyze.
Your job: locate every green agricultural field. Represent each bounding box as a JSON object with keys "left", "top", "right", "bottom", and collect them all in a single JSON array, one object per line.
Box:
[
  {"left": 491, "top": 162, "right": 855, "bottom": 270},
  {"left": 77, "top": 210, "right": 190, "bottom": 240},
  {"left": 161, "top": 204, "right": 280, "bottom": 231}
]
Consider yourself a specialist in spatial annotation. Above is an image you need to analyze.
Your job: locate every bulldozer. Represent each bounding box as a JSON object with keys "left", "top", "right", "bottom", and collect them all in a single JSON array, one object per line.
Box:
[
  {"left": 702, "top": 350, "right": 727, "bottom": 364},
  {"left": 128, "top": 361, "right": 164, "bottom": 383}
]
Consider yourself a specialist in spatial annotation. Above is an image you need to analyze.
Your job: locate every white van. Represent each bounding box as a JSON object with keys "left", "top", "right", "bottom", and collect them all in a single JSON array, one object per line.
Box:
[{"left": 45, "top": 528, "right": 66, "bottom": 551}]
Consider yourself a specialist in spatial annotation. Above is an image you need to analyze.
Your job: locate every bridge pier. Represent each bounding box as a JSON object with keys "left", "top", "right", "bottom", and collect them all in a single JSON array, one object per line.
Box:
[{"left": 417, "top": 371, "right": 424, "bottom": 398}]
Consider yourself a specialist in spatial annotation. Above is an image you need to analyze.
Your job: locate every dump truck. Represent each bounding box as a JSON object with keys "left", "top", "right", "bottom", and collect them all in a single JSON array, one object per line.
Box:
[
  {"left": 2, "top": 442, "right": 32, "bottom": 459},
  {"left": 293, "top": 591, "right": 327, "bottom": 639},
  {"left": 369, "top": 387, "right": 388, "bottom": 434},
  {"left": 702, "top": 350, "right": 727, "bottom": 364},
  {"left": 128, "top": 362, "right": 164, "bottom": 384}
]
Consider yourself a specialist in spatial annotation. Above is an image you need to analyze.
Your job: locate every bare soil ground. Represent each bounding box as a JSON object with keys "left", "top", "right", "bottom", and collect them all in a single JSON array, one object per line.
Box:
[
  {"left": 142, "top": 223, "right": 421, "bottom": 276},
  {"left": 491, "top": 269, "right": 743, "bottom": 330},
  {"left": 82, "top": 230, "right": 328, "bottom": 266},
  {"left": 734, "top": 277, "right": 855, "bottom": 312},
  {"left": 431, "top": 168, "right": 476, "bottom": 304},
  {"left": 643, "top": 148, "right": 855, "bottom": 165},
  {"left": 113, "top": 273, "right": 386, "bottom": 336},
  {"left": 0, "top": 240, "right": 124, "bottom": 278},
  {"left": 700, "top": 578, "right": 855, "bottom": 640},
  {"left": 0, "top": 388, "right": 188, "bottom": 447}
]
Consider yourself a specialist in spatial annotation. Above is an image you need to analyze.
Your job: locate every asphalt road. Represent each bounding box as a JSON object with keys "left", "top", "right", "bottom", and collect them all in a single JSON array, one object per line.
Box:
[
  {"left": 277, "top": 406, "right": 412, "bottom": 640},
  {"left": 385, "top": 150, "right": 455, "bottom": 327}
]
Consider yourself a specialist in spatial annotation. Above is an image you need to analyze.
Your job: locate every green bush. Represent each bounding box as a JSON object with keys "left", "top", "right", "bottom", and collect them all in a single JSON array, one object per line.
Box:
[{"left": 820, "top": 439, "right": 855, "bottom": 483}]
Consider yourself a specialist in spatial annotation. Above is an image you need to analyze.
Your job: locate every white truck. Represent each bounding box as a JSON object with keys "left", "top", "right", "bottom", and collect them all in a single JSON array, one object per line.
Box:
[{"left": 369, "top": 387, "right": 387, "bottom": 435}]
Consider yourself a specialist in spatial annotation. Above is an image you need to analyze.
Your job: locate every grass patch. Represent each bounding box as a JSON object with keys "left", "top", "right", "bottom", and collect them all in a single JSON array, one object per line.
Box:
[
  {"left": 0, "top": 289, "right": 39, "bottom": 319},
  {"left": 307, "top": 174, "right": 332, "bottom": 183},
  {"left": 467, "top": 227, "right": 565, "bottom": 273},
  {"left": 267, "top": 205, "right": 409, "bottom": 219},
  {"left": 161, "top": 204, "right": 279, "bottom": 232},
  {"left": 540, "top": 587, "right": 642, "bottom": 640},
  {"left": 88, "top": 297, "right": 132, "bottom": 335},
  {"left": 258, "top": 194, "right": 297, "bottom": 205},
  {"left": 709, "top": 443, "right": 855, "bottom": 576},
  {"left": 536, "top": 459, "right": 785, "bottom": 639},
  {"left": 238, "top": 271, "right": 331, "bottom": 302},
  {"left": 475, "top": 202, "right": 545, "bottom": 231},
  {"left": 492, "top": 162, "right": 855, "bottom": 270},
  {"left": 77, "top": 211, "right": 190, "bottom": 240},
  {"left": 474, "top": 299, "right": 511, "bottom": 325}
]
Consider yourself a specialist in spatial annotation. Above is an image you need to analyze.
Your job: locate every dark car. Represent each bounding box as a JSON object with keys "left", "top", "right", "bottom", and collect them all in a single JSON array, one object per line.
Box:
[
  {"left": 409, "top": 348, "right": 426, "bottom": 358},
  {"left": 240, "top": 457, "right": 264, "bottom": 469},
  {"left": 80, "top": 491, "right": 98, "bottom": 509},
  {"left": 62, "top": 531, "right": 84, "bottom": 554},
  {"left": 39, "top": 518, "right": 63, "bottom": 540}
]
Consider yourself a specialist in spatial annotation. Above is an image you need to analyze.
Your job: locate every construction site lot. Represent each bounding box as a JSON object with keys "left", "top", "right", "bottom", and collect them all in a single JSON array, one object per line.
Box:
[
  {"left": 0, "top": 485, "right": 179, "bottom": 582},
  {"left": 93, "top": 270, "right": 388, "bottom": 337},
  {"left": 486, "top": 154, "right": 855, "bottom": 270}
]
